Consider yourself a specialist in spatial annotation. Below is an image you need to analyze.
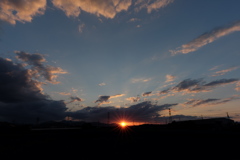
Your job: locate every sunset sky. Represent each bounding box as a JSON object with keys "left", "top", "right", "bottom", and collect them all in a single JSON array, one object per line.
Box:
[{"left": 0, "top": 0, "right": 240, "bottom": 123}]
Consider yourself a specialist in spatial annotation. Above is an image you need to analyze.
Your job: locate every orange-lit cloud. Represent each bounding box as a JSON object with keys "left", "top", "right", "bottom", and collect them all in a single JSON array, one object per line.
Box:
[
  {"left": 110, "top": 94, "right": 125, "bottom": 98},
  {"left": 15, "top": 51, "right": 67, "bottom": 84},
  {"left": 0, "top": 0, "right": 46, "bottom": 24},
  {"left": 171, "top": 21, "right": 240, "bottom": 55},
  {"left": 236, "top": 82, "right": 240, "bottom": 91},
  {"left": 58, "top": 92, "right": 71, "bottom": 96},
  {"left": 165, "top": 74, "right": 177, "bottom": 83},
  {"left": 52, "top": 0, "right": 132, "bottom": 18},
  {"left": 211, "top": 66, "right": 239, "bottom": 77},
  {"left": 126, "top": 96, "right": 141, "bottom": 103},
  {"left": 135, "top": 0, "right": 173, "bottom": 13}
]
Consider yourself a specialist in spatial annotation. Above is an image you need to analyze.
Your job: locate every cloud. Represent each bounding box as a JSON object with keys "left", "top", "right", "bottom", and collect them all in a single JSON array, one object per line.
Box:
[
  {"left": 170, "top": 21, "right": 240, "bottom": 55},
  {"left": 158, "top": 88, "right": 171, "bottom": 95},
  {"left": 128, "top": 17, "right": 141, "bottom": 22},
  {"left": 203, "top": 78, "right": 239, "bottom": 88},
  {"left": 209, "top": 65, "right": 222, "bottom": 71},
  {"left": 98, "top": 82, "right": 106, "bottom": 86},
  {"left": 158, "top": 78, "right": 239, "bottom": 97},
  {"left": 142, "top": 91, "right": 152, "bottom": 97},
  {"left": 15, "top": 51, "right": 67, "bottom": 84},
  {"left": 184, "top": 95, "right": 240, "bottom": 107},
  {"left": 172, "top": 78, "right": 204, "bottom": 92},
  {"left": 211, "top": 66, "right": 239, "bottom": 77},
  {"left": 131, "top": 78, "right": 152, "bottom": 83},
  {"left": 0, "top": 56, "right": 68, "bottom": 123},
  {"left": 78, "top": 23, "right": 85, "bottom": 33},
  {"left": 135, "top": 0, "right": 174, "bottom": 13},
  {"left": 0, "top": 0, "right": 46, "bottom": 24},
  {"left": 58, "top": 92, "right": 71, "bottom": 96},
  {"left": 165, "top": 74, "right": 177, "bottom": 83},
  {"left": 94, "top": 94, "right": 125, "bottom": 105},
  {"left": 236, "top": 82, "right": 240, "bottom": 91},
  {"left": 95, "top": 95, "right": 111, "bottom": 104},
  {"left": 70, "top": 101, "right": 178, "bottom": 123},
  {"left": 67, "top": 96, "right": 83, "bottom": 104},
  {"left": 126, "top": 96, "right": 141, "bottom": 103},
  {"left": 184, "top": 98, "right": 220, "bottom": 107},
  {"left": 52, "top": 0, "right": 132, "bottom": 19},
  {"left": 110, "top": 94, "right": 125, "bottom": 98}
]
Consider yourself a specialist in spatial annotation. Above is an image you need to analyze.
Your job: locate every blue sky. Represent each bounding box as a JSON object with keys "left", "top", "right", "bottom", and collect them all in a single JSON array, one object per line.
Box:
[{"left": 0, "top": 0, "right": 240, "bottom": 123}]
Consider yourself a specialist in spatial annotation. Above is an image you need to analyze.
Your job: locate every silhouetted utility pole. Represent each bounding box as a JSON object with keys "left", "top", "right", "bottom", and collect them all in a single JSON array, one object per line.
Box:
[
  {"left": 226, "top": 112, "right": 230, "bottom": 119},
  {"left": 169, "top": 108, "right": 172, "bottom": 123}
]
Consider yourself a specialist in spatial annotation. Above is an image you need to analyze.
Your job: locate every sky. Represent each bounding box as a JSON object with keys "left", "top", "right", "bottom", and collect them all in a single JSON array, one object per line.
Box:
[{"left": 0, "top": 0, "right": 240, "bottom": 124}]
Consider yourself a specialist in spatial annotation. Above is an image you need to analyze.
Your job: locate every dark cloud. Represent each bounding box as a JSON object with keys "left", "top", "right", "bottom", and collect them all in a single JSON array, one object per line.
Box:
[
  {"left": 159, "top": 78, "right": 239, "bottom": 96},
  {"left": 142, "top": 91, "right": 152, "bottom": 97},
  {"left": 70, "top": 101, "right": 178, "bottom": 123},
  {"left": 94, "top": 94, "right": 125, "bottom": 105},
  {"left": 184, "top": 95, "right": 240, "bottom": 107},
  {"left": 173, "top": 78, "right": 203, "bottom": 92},
  {"left": 0, "top": 55, "right": 68, "bottom": 123},
  {"left": 0, "top": 57, "right": 46, "bottom": 103},
  {"left": 185, "top": 99, "right": 220, "bottom": 107},
  {"left": 67, "top": 96, "right": 83, "bottom": 104},
  {"left": 203, "top": 78, "right": 239, "bottom": 87},
  {"left": 15, "top": 51, "right": 67, "bottom": 84},
  {"left": 94, "top": 96, "right": 111, "bottom": 104},
  {"left": 158, "top": 88, "right": 171, "bottom": 95}
]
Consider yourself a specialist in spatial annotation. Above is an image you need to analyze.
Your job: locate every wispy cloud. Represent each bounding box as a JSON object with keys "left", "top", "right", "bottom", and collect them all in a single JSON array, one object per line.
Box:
[
  {"left": 211, "top": 66, "right": 239, "bottom": 77},
  {"left": 78, "top": 23, "right": 85, "bottom": 33},
  {"left": 0, "top": 0, "right": 46, "bottom": 24},
  {"left": 58, "top": 92, "right": 71, "bottom": 96},
  {"left": 165, "top": 74, "right": 177, "bottom": 83},
  {"left": 98, "top": 82, "right": 106, "bottom": 86},
  {"left": 170, "top": 21, "right": 240, "bottom": 55},
  {"left": 158, "top": 78, "right": 239, "bottom": 97},
  {"left": 184, "top": 95, "right": 240, "bottom": 107},
  {"left": 128, "top": 17, "right": 141, "bottom": 22},
  {"left": 135, "top": 0, "right": 174, "bottom": 13},
  {"left": 131, "top": 77, "right": 152, "bottom": 83},
  {"left": 209, "top": 65, "right": 222, "bottom": 71},
  {"left": 236, "top": 82, "right": 240, "bottom": 91}
]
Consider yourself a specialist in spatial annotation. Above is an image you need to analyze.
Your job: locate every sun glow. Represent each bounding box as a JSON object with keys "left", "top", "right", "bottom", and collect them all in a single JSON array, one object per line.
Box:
[{"left": 120, "top": 121, "right": 127, "bottom": 127}]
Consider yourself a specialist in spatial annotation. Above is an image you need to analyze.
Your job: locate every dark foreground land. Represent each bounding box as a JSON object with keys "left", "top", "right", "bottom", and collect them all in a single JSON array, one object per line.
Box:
[{"left": 1, "top": 124, "right": 240, "bottom": 159}]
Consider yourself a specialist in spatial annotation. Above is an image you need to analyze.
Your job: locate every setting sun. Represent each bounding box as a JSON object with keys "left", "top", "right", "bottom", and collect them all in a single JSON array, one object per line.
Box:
[{"left": 120, "top": 122, "right": 127, "bottom": 127}]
